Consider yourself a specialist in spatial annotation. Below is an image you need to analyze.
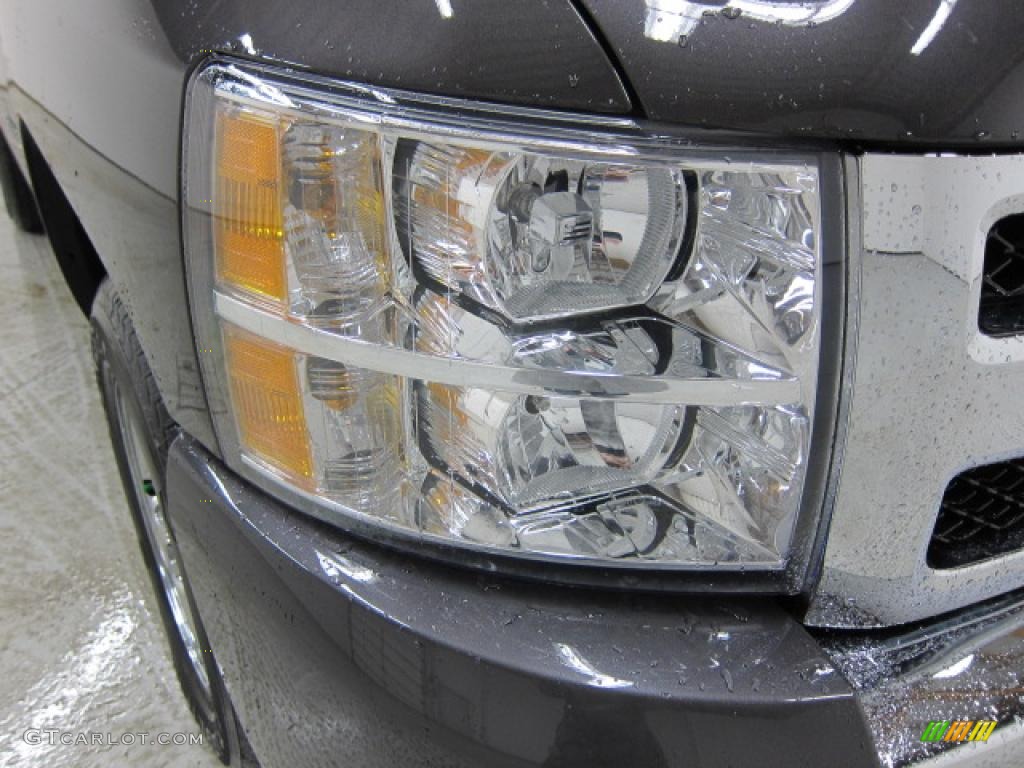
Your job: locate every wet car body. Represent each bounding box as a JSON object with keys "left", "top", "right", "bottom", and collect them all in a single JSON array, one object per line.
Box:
[{"left": 2, "top": 1, "right": 1024, "bottom": 766}]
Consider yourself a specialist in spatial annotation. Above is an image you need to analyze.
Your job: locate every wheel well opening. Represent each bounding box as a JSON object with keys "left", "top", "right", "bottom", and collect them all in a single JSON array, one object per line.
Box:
[{"left": 20, "top": 122, "right": 106, "bottom": 315}]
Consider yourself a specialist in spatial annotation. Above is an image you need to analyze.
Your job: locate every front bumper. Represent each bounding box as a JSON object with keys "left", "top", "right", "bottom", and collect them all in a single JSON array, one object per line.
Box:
[{"left": 165, "top": 434, "right": 1023, "bottom": 767}]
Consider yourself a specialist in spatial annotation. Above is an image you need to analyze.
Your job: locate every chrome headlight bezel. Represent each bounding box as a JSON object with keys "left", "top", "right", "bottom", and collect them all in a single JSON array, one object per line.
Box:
[{"left": 182, "top": 58, "right": 845, "bottom": 594}]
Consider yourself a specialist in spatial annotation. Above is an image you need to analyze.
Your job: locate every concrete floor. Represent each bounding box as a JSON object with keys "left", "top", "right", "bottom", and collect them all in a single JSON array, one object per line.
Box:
[{"left": 0, "top": 210, "right": 220, "bottom": 768}]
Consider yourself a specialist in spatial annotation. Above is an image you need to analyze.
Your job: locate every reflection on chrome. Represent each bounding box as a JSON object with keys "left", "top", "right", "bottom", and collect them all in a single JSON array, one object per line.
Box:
[
  {"left": 931, "top": 653, "right": 973, "bottom": 679},
  {"left": 644, "top": 0, "right": 856, "bottom": 42},
  {"left": 555, "top": 643, "right": 634, "bottom": 689}
]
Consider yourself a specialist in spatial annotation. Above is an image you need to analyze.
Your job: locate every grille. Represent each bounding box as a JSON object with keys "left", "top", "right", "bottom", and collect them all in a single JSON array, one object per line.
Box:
[
  {"left": 979, "top": 215, "right": 1024, "bottom": 336},
  {"left": 929, "top": 458, "right": 1024, "bottom": 569}
]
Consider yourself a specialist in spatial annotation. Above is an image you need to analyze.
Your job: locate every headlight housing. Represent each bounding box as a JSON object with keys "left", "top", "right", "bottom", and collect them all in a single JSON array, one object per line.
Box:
[{"left": 184, "top": 61, "right": 833, "bottom": 588}]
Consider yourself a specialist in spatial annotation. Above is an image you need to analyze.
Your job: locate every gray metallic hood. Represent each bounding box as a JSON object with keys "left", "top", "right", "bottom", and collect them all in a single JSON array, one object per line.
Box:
[
  {"left": 154, "top": 0, "right": 1024, "bottom": 147},
  {"left": 582, "top": 0, "right": 1024, "bottom": 147},
  {"left": 151, "top": 0, "right": 632, "bottom": 114}
]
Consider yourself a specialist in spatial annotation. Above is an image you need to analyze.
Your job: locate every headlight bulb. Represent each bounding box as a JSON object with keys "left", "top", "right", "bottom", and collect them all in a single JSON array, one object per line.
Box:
[{"left": 402, "top": 142, "right": 689, "bottom": 322}]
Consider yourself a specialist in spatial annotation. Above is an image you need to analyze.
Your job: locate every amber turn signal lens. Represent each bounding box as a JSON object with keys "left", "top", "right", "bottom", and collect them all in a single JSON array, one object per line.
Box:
[
  {"left": 214, "top": 107, "right": 286, "bottom": 302},
  {"left": 222, "top": 324, "right": 312, "bottom": 486}
]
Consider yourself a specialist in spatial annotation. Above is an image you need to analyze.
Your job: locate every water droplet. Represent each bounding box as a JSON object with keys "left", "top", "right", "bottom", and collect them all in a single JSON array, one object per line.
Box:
[
  {"left": 677, "top": 34, "right": 688, "bottom": 48},
  {"left": 568, "top": 73, "right": 579, "bottom": 88},
  {"left": 975, "top": 130, "right": 991, "bottom": 141},
  {"left": 722, "top": 6, "right": 742, "bottom": 19},
  {"left": 721, "top": 667, "right": 734, "bottom": 692}
]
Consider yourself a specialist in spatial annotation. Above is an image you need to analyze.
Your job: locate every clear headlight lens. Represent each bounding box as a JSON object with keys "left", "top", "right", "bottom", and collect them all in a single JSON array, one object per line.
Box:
[{"left": 184, "top": 63, "right": 825, "bottom": 576}]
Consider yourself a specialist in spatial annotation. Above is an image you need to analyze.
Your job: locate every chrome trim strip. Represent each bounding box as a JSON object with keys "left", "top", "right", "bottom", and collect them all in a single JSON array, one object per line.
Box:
[
  {"left": 215, "top": 291, "right": 803, "bottom": 406},
  {"left": 803, "top": 154, "right": 861, "bottom": 592},
  {"left": 808, "top": 154, "right": 1024, "bottom": 627}
]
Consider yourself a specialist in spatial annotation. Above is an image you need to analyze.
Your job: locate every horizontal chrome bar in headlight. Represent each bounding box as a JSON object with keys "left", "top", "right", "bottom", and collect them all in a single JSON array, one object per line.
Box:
[{"left": 214, "top": 292, "right": 801, "bottom": 405}]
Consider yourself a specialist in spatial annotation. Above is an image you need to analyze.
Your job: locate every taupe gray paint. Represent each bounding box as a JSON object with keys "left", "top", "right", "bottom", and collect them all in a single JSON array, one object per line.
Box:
[{"left": 4, "top": 1, "right": 1024, "bottom": 764}]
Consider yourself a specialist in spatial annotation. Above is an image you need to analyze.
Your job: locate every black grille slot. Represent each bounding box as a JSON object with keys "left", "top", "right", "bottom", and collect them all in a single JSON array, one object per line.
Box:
[
  {"left": 980, "top": 215, "right": 1024, "bottom": 336},
  {"left": 929, "top": 458, "right": 1024, "bottom": 569}
]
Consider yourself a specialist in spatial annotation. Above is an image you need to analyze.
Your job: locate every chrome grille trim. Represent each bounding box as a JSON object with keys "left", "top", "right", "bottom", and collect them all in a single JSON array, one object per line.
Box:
[{"left": 807, "top": 154, "right": 1024, "bottom": 628}]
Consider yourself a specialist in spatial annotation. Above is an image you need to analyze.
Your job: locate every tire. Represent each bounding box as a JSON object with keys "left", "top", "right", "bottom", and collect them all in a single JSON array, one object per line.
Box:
[
  {"left": 0, "top": 130, "right": 44, "bottom": 234},
  {"left": 91, "top": 278, "right": 258, "bottom": 767}
]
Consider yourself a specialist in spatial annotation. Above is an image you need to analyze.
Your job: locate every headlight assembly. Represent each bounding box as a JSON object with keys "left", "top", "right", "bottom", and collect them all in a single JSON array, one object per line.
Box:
[{"left": 183, "top": 61, "right": 833, "bottom": 585}]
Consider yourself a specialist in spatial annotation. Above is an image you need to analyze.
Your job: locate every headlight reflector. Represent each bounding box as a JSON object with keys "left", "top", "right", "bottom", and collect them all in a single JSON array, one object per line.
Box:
[{"left": 400, "top": 142, "right": 688, "bottom": 321}]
